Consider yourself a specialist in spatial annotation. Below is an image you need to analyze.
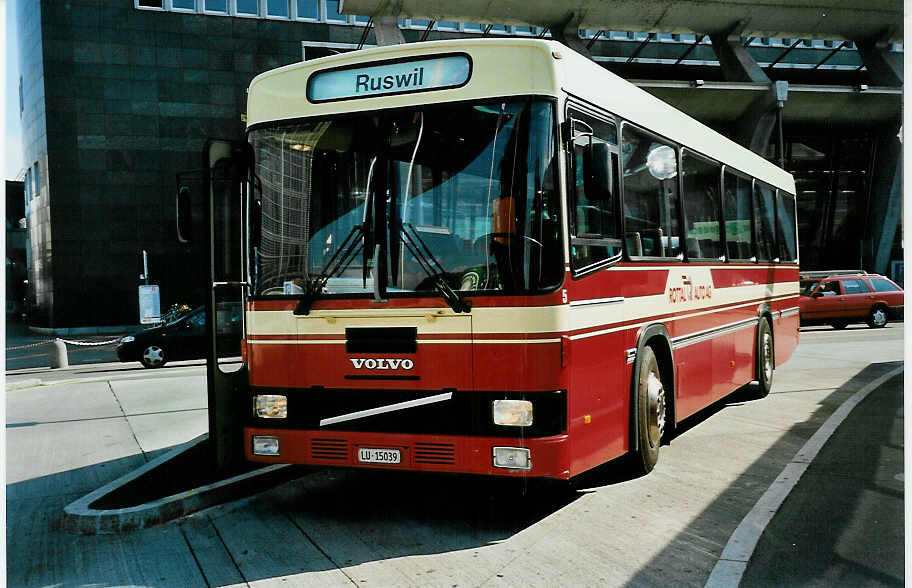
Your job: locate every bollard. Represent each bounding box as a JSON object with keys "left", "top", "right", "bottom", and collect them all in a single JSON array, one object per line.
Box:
[{"left": 50, "top": 339, "right": 69, "bottom": 369}]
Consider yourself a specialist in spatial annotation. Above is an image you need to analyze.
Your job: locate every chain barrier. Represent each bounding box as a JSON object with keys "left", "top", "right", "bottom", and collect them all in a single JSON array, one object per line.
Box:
[
  {"left": 5, "top": 340, "right": 55, "bottom": 352},
  {"left": 58, "top": 337, "right": 122, "bottom": 347},
  {"left": 6, "top": 336, "right": 123, "bottom": 352}
]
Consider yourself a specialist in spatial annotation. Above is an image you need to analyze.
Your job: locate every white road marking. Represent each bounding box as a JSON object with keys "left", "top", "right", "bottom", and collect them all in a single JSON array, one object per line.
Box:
[{"left": 704, "top": 364, "right": 904, "bottom": 587}]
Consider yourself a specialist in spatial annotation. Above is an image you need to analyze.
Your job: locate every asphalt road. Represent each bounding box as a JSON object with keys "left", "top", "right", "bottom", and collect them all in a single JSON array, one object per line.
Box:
[{"left": 4, "top": 323, "right": 904, "bottom": 587}]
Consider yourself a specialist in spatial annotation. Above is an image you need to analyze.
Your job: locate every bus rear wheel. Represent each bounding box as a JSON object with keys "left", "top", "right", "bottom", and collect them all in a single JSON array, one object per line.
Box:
[
  {"left": 632, "top": 346, "right": 665, "bottom": 475},
  {"left": 755, "top": 319, "right": 774, "bottom": 397}
]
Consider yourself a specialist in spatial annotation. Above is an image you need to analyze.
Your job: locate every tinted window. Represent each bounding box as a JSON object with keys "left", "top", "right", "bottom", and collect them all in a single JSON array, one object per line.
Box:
[
  {"left": 723, "top": 171, "right": 753, "bottom": 260},
  {"left": 568, "top": 110, "right": 621, "bottom": 271},
  {"left": 754, "top": 183, "right": 777, "bottom": 261},
  {"left": 842, "top": 279, "right": 871, "bottom": 294},
  {"left": 869, "top": 278, "right": 900, "bottom": 292},
  {"left": 622, "top": 126, "right": 681, "bottom": 258},
  {"left": 297, "top": 0, "right": 319, "bottom": 18},
  {"left": 681, "top": 151, "right": 722, "bottom": 260},
  {"left": 267, "top": 0, "right": 289, "bottom": 16},
  {"left": 776, "top": 191, "right": 798, "bottom": 263},
  {"left": 237, "top": 0, "right": 258, "bottom": 14}
]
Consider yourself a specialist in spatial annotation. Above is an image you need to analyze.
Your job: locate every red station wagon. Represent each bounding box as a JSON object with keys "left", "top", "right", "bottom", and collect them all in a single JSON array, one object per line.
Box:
[{"left": 799, "top": 271, "right": 904, "bottom": 329}]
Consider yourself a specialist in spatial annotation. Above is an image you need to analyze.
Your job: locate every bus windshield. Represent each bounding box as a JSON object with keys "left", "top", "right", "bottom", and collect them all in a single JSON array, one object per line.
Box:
[{"left": 249, "top": 99, "right": 562, "bottom": 300}]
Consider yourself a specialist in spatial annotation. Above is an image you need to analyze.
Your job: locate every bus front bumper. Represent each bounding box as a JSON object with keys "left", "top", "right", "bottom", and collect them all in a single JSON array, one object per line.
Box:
[{"left": 244, "top": 428, "right": 571, "bottom": 480}]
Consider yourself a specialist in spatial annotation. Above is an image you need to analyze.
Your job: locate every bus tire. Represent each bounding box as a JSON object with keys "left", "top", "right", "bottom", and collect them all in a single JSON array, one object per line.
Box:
[
  {"left": 632, "top": 345, "right": 665, "bottom": 475},
  {"left": 755, "top": 318, "right": 774, "bottom": 398}
]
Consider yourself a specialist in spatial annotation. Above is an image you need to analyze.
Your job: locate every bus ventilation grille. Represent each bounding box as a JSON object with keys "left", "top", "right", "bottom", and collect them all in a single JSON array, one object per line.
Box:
[
  {"left": 414, "top": 442, "right": 456, "bottom": 465},
  {"left": 310, "top": 438, "right": 348, "bottom": 461}
]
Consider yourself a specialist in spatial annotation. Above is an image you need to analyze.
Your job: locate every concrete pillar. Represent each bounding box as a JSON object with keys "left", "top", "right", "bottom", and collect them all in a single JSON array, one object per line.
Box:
[
  {"left": 854, "top": 38, "right": 902, "bottom": 86},
  {"left": 710, "top": 23, "right": 788, "bottom": 157},
  {"left": 867, "top": 127, "right": 902, "bottom": 275},
  {"left": 710, "top": 23, "right": 770, "bottom": 83},
  {"left": 50, "top": 339, "right": 68, "bottom": 369},
  {"left": 549, "top": 12, "right": 591, "bottom": 58},
  {"left": 373, "top": 15, "right": 405, "bottom": 46},
  {"left": 735, "top": 81, "right": 789, "bottom": 155}
]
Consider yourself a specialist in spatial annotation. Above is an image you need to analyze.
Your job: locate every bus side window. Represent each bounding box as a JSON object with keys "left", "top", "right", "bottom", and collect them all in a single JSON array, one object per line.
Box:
[
  {"left": 723, "top": 170, "right": 754, "bottom": 261},
  {"left": 622, "top": 125, "right": 681, "bottom": 259},
  {"left": 775, "top": 190, "right": 798, "bottom": 263},
  {"left": 681, "top": 150, "right": 722, "bottom": 260},
  {"left": 568, "top": 111, "right": 621, "bottom": 274},
  {"left": 753, "top": 182, "right": 777, "bottom": 262}
]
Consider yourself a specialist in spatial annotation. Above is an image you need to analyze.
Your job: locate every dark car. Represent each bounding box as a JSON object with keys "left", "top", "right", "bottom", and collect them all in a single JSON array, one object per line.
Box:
[
  {"left": 799, "top": 271, "right": 904, "bottom": 329},
  {"left": 117, "top": 303, "right": 242, "bottom": 368}
]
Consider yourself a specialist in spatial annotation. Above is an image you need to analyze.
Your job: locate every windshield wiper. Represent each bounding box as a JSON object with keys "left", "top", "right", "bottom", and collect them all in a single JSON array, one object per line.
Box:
[
  {"left": 399, "top": 223, "right": 471, "bottom": 313},
  {"left": 295, "top": 157, "right": 379, "bottom": 315},
  {"left": 294, "top": 225, "right": 364, "bottom": 315}
]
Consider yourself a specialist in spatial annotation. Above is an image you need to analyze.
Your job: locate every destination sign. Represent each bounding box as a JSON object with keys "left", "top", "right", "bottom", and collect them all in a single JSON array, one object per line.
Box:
[{"left": 307, "top": 54, "right": 471, "bottom": 102}]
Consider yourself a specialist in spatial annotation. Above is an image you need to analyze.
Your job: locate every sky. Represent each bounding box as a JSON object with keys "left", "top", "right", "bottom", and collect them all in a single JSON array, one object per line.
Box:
[{"left": 4, "top": 0, "right": 23, "bottom": 181}]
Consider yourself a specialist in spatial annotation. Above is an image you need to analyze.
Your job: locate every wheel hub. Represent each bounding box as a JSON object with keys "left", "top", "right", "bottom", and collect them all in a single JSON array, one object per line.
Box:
[
  {"left": 646, "top": 371, "right": 665, "bottom": 446},
  {"left": 873, "top": 309, "right": 887, "bottom": 327},
  {"left": 143, "top": 347, "right": 163, "bottom": 367},
  {"left": 762, "top": 332, "right": 773, "bottom": 381}
]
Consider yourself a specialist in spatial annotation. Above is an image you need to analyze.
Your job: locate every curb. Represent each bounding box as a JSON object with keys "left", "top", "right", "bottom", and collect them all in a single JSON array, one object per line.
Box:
[
  {"left": 62, "top": 434, "right": 303, "bottom": 534},
  {"left": 29, "top": 325, "right": 142, "bottom": 336},
  {"left": 5, "top": 378, "right": 43, "bottom": 391}
]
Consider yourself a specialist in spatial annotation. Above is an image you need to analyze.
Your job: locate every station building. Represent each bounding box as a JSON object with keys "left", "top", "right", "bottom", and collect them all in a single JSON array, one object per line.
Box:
[{"left": 15, "top": 0, "right": 903, "bottom": 328}]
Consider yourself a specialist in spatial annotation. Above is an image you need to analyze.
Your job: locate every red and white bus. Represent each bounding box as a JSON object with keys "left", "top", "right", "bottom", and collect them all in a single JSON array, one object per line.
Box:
[{"left": 198, "top": 38, "right": 799, "bottom": 480}]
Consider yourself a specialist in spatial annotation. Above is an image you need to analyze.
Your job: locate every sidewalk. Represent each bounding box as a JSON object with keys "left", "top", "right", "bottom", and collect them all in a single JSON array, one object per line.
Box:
[{"left": 742, "top": 371, "right": 904, "bottom": 586}]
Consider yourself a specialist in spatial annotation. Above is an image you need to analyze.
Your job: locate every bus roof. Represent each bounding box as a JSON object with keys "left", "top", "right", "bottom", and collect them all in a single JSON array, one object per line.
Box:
[{"left": 247, "top": 38, "right": 794, "bottom": 194}]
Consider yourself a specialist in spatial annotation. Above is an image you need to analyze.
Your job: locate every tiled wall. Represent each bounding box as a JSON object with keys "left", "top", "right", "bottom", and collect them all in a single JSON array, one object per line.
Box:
[{"left": 21, "top": 1, "right": 369, "bottom": 327}]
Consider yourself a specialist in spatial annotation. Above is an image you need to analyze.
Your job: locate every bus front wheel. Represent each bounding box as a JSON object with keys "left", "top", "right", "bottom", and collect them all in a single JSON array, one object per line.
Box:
[{"left": 632, "top": 345, "right": 665, "bottom": 475}]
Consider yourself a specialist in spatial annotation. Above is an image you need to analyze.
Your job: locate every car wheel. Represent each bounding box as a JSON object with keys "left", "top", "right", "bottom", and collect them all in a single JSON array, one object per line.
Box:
[
  {"left": 867, "top": 306, "right": 888, "bottom": 328},
  {"left": 755, "top": 318, "right": 774, "bottom": 398},
  {"left": 830, "top": 320, "right": 848, "bottom": 330},
  {"left": 631, "top": 345, "right": 665, "bottom": 475},
  {"left": 141, "top": 345, "right": 167, "bottom": 368}
]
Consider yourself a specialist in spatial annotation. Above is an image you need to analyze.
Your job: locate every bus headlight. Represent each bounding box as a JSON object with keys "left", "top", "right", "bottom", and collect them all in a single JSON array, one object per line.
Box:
[
  {"left": 253, "top": 436, "right": 280, "bottom": 456},
  {"left": 492, "top": 399, "right": 533, "bottom": 426},
  {"left": 493, "top": 447, "right": 531, "bottom": 470},
  {"left": 253, "top": 395, "right": 287, "bottom": 419}
]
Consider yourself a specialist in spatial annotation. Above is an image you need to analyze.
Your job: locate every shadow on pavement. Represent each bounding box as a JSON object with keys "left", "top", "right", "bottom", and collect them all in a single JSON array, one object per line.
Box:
[
  {"left": 626, "top": 361, "right": 903, "bottom": 587},
  {"left": 740, "top": 371, "right": 903, "bottom": 587}
]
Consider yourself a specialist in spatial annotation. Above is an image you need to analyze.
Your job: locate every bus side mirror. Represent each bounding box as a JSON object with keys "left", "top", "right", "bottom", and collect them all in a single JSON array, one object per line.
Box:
[{"left": 177, "top": 185, "right": 193, "bottom": 243}]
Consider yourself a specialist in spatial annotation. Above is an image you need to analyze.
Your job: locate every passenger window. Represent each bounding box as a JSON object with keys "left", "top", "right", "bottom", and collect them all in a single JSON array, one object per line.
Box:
[
  {"left": 723, "top": 171, "right": 753, "bottom": 260},
  {"left": 568, "top": 110, "right": 621, "bottom": 273},
  {"left": 820, "top": 281, "right": 841, "bottom": 296},
  {"left": 622, "top": 126, "right": 681, "bottom": 258},
  {"left": 869, "top": 278, "right": 900, "bottom": 292},
  {"left": 753, "top": 183, "right": 777, "bottom": 262},
  {"left": 681, "top": 150, "right": 722, "bottom": 260},
  {"left": 842, "top": 279, "right": 871, "bottom": 294},
  {"left": 775, "top": 191, "right": 798, "bottom": 263}
]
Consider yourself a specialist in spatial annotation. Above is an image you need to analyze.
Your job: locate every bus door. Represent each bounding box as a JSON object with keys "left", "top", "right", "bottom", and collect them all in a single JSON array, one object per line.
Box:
[{"left": 177, "top": 139, "right": 253, "bottom": 471}]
